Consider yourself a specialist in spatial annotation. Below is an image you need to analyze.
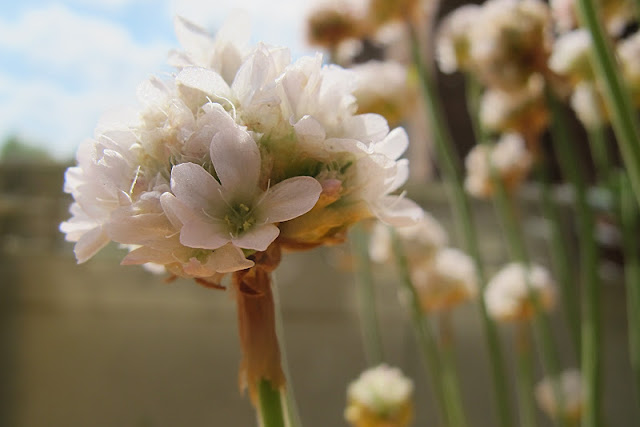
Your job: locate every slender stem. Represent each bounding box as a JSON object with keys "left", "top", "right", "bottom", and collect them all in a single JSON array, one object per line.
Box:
[
  {"left": 620, "top": 174, "right": 640, "bottom": 407},
  {"left": 258, "top": 379, "right": 286, "bottom": 427},
  {"left": 576, "top": 0, "right": 640, "bottom": 209},
  {"left": 390, "top": 229, "right": 452, "bottom": 427},
  {"left": 350, "top": 224, "right": 385, "bottom": 366},
  {"left": 271, "top": 276, "right": 303, "bottom": 427},
  {"left": 547, "top": 91, "right": 602, "bottom": 427},
  {"left": 586, "top": 126, "right": 612, "bottom": 186},
  {"left": 439, "top": 313, "right": 469, "bottom": 427},
  {"left": 408, "top": 21, "right": 514, "bottom": 427},
  {"left": 537, "top": 163, "right": 581, "bottom": 357},
  {"left": 515, "top": 323, "right": 538, "bottom": 427}
]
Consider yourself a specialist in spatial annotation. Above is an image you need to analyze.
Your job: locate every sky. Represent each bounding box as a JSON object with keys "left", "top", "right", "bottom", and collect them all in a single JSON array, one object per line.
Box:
[{"left": 0, "top": 0, "right": 318, "bottom": 160}]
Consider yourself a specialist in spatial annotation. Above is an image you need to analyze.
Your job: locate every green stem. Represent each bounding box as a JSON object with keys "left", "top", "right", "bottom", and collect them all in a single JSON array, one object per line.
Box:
[
  {"left": 586, "top": 126, "right": 612, "bottom": 186},
  {"left": 620, "top": 174, "right": 640, "bottom": 407},
  {"left": 408, "top": 21, "right": 514, "bottom": 427},
  {"left": 547, "top": 91, "right": 602, "bottom": 427},
  {"left": 350, "top": 224, "right": 385, "bottom": 366},
  {"left": 258, "top": 379, "right": 286, "bottom": 427},
  {"left": 515, "top": 323, "right": 538, "bottom": 427},
  {"left": 390, "top": 229, "right": 452, "bottom": 426},
  {"left": 576, "top": 0, "right": 640, "bottom": 209},
  {"left": 439, "top": 313, "right": 469, "bottom": 427},
  {"left": 537, "top": 163, "right": 581, "bottom": 358}
]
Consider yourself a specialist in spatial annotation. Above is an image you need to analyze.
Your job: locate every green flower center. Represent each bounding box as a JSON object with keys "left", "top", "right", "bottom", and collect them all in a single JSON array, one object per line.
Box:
[{"left": 224, "top": 203, "right": 256, "bottom": 237}]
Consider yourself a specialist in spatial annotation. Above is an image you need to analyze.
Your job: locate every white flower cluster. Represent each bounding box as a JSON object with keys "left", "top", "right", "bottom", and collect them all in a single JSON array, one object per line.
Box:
[
  {"left": 535, "top": 369, "right": 584, "bottom": 421},
  {"left": 345, "top": 364, "right": 414, "bottom": 426},
  {"left": 484, "top": 262, "right": 557, "bottom": 322},
  {"left": 60, "top": 15, "right": 421, "bottom": 282}
]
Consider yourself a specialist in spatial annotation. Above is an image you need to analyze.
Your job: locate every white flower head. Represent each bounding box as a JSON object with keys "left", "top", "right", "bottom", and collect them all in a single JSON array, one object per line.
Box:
[
  {"left": 570, "top": 81, "right": 608, "bottom": 129},
  {"left": 369, "top": 213, "right": 448, "bottom": 264},
  {"left": 411, "top": 247, "right": 478, "bottom": 312},
  {"left": 535, "top": 369, "right": 584, "bottom": 422},
  {"left": 161, "top": 126, "right": 322, "bottom": 252},
  {"left": 465, "top": 133, "right": 533, "bottom": 199},
  {"left": 345, "top": 364, "right": 414, "bottom": 426},
  {"left": 549, "top": 29, "right": 593, "bottom": 82},
  {"left": 484, "top": 262, "right": 557, "bottom": 322},
  {"left": 436, "top": 5, "right": 482, "bottom": 74}
]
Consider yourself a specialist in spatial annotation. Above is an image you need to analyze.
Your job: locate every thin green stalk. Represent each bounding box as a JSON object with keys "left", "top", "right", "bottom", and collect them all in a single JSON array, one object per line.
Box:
[
  {"left": 351, "top": 224, "right": 385, "bottom": 366},
  {"left": 438, "top": 313, "right": 469, "bottom": 427},
  {"left": 408, "top": 22, "right": 514, "bottom": 427},
  {"left": 547, "top": 92, "right": 602, "bottom": 427},
  {"left": 620, "top": 175, "right": 640, "bottom": 406},
  {"left": 576, "top": 0, "right": 640, "bottom": 209},
  {"left": 258, "top": 379, "right": 286, "bottom": 427},
  {"left": 390, "top": 229, "right": 452, "bottom": 427},
  {"left": 537, "top": 163, "right": 581, "bottom": 357},
  {"left": 515, "top": 323, "right": 538, "bottom": 427},
  {"left": 586, "top": 126, "right": 612, "bottom": 186}
]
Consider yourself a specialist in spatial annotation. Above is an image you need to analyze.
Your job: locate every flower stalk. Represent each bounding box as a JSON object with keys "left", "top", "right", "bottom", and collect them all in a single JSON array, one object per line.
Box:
[
  {"left": 258, "top": 379, "right": 286, "bottom": 427},
  {"left": 408, "top": 21, "right": 513, "bottom": 427},
  {"left": 576, "top": 0, "right": 640, "bottom": 209},
  {"left": 516, "top": 322, "right": 538, "bottom": 427}
]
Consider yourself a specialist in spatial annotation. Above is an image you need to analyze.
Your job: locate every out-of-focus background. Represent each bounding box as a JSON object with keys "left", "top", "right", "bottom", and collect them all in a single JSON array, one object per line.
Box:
[{"left": 1, "top": 1, "right": 638, "bottom": 426}]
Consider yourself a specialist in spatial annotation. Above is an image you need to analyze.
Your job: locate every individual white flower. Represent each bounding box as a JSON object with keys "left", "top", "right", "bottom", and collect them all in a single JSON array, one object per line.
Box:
[
  {"left": 368, "top": 213, "right": 448, "bottom": 264},
  {"left": 479, "top": 74, "right": 548, "bottom": 137},
  {"left": 535, "top": 369, "right": 584, "bottom": 422},
  {"left": 161, "top": 125, "right": 322, "bottom": 252},
  {"left": 549, "top": 29, "right": 593, "bottom": 83},
  {"left": 469, "top": 0, "right": 552, "bottom": 90},
  {"left": 169, "top": 13, "right": 251, "bottom": 84},
  {"left": 436, "top": 5, "right": 482, "bottom": 74},
  {"left": 351, "top": 60, "right": 413, "bottom": 126},
  {"left": 570, "top": 81, "right": 608, "bottom": 129},
  {"left": 484, "top": 262, "right": 557, "bottom": 322},
  {"left": 464, "top": 133, "right": 533, "bottom": 199},
  {"left": 345, "top": 364, "right": 414, "bottom": 427},
  {"left": 411, "top": 247, "right": 478, "bottom": 312}
]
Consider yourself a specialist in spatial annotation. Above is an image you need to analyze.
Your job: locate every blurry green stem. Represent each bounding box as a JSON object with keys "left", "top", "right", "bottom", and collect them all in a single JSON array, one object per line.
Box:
[
  {"left": 547, "top": 91, "right": 602, "bottom": 427},
  {"left": 408, "top": 22, "right": 513, "bottom": 427},
  {"left": 576, "top": 0, "right": 640, "bottom": 209},
  {"left": 390, "top": 229, "right": 452, "bottom": 427},
  {"left": 515, "top": 323, "right": 538, "bottom": 427},
  {"left": 620, "top": 175, "right": 640, "bottom": 406},
  {"left": 258, "top": 379, "right": 286, "bottom": 427},
  {"left": 351, "top": 224, "right": 385, "bottom": 365},
  {"left": 438, "top": 313, "right": 468, "bottom": 427},
  {"left": 586, "top": 126, "right": 612, "bottom": 186}
]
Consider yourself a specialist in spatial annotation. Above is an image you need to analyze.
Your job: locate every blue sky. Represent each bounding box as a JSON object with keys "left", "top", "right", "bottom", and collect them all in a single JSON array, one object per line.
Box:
[{"left": 0, "top": 0, "right": 317, "bottom": 159}]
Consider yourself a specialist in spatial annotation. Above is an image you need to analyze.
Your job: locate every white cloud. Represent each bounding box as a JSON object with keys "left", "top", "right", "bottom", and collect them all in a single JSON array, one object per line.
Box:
[{"left": 0, "top": 4, "right": 173, "bottom": 158}]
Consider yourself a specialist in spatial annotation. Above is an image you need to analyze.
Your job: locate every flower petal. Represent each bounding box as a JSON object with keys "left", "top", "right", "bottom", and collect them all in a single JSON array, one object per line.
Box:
[
  {"left": 258, "top": 176, "right": 322, "bottom": 223},
  {"left": 176, "top": 67, "right": 233, "bottom": 101},
  {"left": 375, "top": 127, "right": 408, "bottom": 160},
  {"left": 74, "top": 226, "right": 110, "bottom": 263},
  {"left": 231, "top": 223, "right": 280, "bottom": 251},
  {"left": 210, "top": 127, "right": 260, "bottom": 198},
  {"left": 208, "top": 243, "right": 254, "bottom": 273},
  {"left": 170, "top": 162, "right": 222, "bottom": 211},
  {"left": 371, "top": 195, "right": 424, "bottom": 227},
  {"left": 180, "top": 217, "right": 230, "bottom": 250}
]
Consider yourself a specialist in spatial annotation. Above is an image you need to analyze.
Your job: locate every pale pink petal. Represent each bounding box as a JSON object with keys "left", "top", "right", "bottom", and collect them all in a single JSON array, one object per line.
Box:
[
  {"left": 74, "top": 226, "right": 110, "bottom": 263},
  {"left": 176, "top": 67, "right": 232, "bottom": 101},
  {"left": 210, "top": 127, "right": 260, "bottom": 197},
  {"left": 293, "top": 115, "right": 326, "bottom": 143},
  {"left": 160, "top": 192, "right": 193, "bottom": 228},
  {"left": 372, "top": 196, "right": 424, "bottom": 227},
  {"left": 387, "top": 159, "right": 409, "bottom": 193},
  {"left": 170, "top": 162, "right": 222, "bottom": 211},
  {"left": 174, "top": 16, "right": 213, "bottom": 57},
  {"left": 122, "top": 246, "right": 175, "bottom": 265},
  {"left": 231, "top": 223, "right": 280, "bottom": 251},
  {"left": 180, "top": 217, "right": 230, "bottom": 250},
  {"left": 375, "top": 127, "right": 408, "bottom": 160},
  {"left": 207, "top": 243, "right": 254, "bottom": 273},
  {"left": 345, "top": 113, "right": 390, "bottom": 143},
  {"left": 258, "top": 176, "right": 322, "bottom": 223}
]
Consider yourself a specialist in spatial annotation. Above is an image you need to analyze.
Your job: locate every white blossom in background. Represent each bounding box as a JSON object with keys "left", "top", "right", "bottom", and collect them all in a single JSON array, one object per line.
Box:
[
  {"left": 306, "top": 0, "right": 368, "bottom": 49},
  {"left": 464, "top": 133, "right": 533, "bottom": 199},
  {"left": 548, "top": 29, "right": 593, "bottom": 83},
  {"left": 550, "top": 0, "right": 578, "bottom": 33},
  {"left": 535, "top": 369, "right": 584, "bottom": 422},
  {"left": 468, "top": 0, "right": 552, "bottom": 90},
  {"left": 436, "top": 4, "right": 481, "bottom": 74},
  {"left": 61, "top": 15, "right": 422, "bottom": 284},
  {"left": 368, "top": 212, "right": 448, "bottom": 264},
  {"left": 479, "top": 74, "right": 548, "bottom": 137},
  {"left": 345, "top": 364, "right": 414, "bottom": 427},
  {"left": 618, "top": 31, "right": 640, "bottom": 102},
  {"left": 570, "top": 81, "right": 608, "bottom": 129},
  {"left": 411, "top": 247, "right": 478, "bottom": 312},
  {"left": 484, "top": 262, "right": 557, "bottom": 322}
]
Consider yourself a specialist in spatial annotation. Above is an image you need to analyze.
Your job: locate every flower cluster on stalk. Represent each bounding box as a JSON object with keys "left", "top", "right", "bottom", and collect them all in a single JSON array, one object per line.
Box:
[{"left": 60, "top": 13, "right": 422, "bottom": 285}]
